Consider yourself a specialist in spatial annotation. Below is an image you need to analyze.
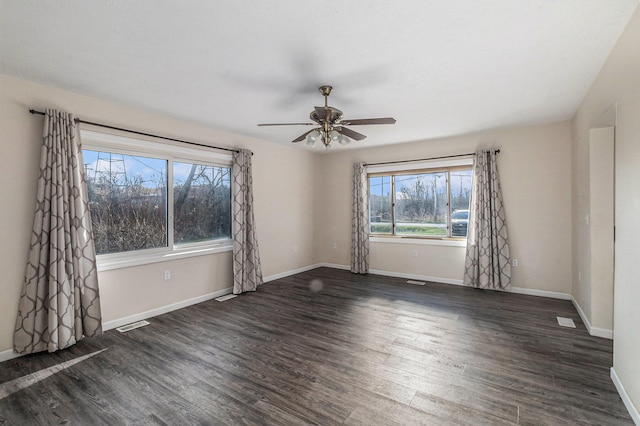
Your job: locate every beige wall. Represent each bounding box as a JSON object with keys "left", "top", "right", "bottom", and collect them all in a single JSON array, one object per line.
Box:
[
  {"left": 0, "top": 75, "right": 319, "bottom": 353},
  {"left": 572, "top": 6, "right": 640, "bottom": 415},
  {"left": 317, "top": 121, "right": 573, "bottom": 293}
]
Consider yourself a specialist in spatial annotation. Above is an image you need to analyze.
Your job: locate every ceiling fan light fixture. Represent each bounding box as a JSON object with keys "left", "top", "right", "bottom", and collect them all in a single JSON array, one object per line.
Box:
[
  {"left": 338, "top": 135, "right": 350, "bottom": 145},
  {"left": 306, "top": 129, "right": 321, "bottom": 146},
  {"left": 329, "top": 129, "right": 341, "bottom": 142}
]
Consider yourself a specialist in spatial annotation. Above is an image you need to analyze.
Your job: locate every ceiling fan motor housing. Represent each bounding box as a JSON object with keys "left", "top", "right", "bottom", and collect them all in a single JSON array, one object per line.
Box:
[{"left": 310, "top": 107, "right": 343, "bottom": 124}]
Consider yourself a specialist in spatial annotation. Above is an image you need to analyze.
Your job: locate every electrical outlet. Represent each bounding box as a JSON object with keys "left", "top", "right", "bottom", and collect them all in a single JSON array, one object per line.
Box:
[
  {"left": 512, "top": 259, "right": 518, "bottom": 267},
  {"left": 164, "top": 270, "right": 171, "bottom": 280},
  {"left": 332, "top": 242, "right": 337, "bottom": 250},
  {"left": 412, "top": 249, "right": 418, "bottom": 258}
]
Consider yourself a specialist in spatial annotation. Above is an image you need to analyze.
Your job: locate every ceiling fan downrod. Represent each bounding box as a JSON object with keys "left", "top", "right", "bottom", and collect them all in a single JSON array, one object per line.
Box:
[{"left": 319, "top": 85, "right": 332, "bottom": 107}]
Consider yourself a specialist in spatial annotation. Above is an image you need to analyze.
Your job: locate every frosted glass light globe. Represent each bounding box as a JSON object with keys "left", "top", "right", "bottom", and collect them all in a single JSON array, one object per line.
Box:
[{"left": 306, "top": 129, "right": 321, "bottom": 146}]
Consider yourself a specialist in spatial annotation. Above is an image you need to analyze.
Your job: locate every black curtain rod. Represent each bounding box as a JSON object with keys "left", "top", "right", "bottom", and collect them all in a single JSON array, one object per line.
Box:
[
  {"left": 364, "top": 149, "right": 500, "bottom": 167},
  {"left": 29, "top": 109, "right": 243, "bottom": 154}
]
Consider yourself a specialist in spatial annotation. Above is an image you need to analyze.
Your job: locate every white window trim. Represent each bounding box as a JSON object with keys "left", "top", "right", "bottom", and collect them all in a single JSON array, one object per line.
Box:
[
  {"left": 367, "top": 156, "right": 473, "bottom": 241},
  {"left": 81, "top": 130, "right": 233, "bottom": 164},
  {"left": 95, "top": 242, "right": 233, "bottom": 272},
  {"left": 80, "top": 129, "right": 234, "bottom": 272},
  {"left": 370, "top": 236, "right": 466, "bottom": 247},
  {"left": 366, "top": 156, "right": 473, "bottom": 175}
]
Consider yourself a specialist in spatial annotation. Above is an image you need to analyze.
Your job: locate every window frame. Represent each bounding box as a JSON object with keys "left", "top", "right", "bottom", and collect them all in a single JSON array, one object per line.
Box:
[
  {"left": 367, "top": 157, "right": 473, "bottom": 241},
  {"left": 80, "top": 130, "right": 233, "bottom": 271}
]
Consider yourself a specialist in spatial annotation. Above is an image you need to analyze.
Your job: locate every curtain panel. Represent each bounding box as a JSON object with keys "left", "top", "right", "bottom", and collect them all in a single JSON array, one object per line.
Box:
[
  {"left": 351, "top": 162, "right": 369, "bottom": 274},
  {"left": 231, "top": 149, "right": 263, "bottom": 294},
  {"left": 463, "top": 150, "right": 511, "bottom": 290},
  {"left": 14, "top": 109, "right": 102, "bottom": 355}
]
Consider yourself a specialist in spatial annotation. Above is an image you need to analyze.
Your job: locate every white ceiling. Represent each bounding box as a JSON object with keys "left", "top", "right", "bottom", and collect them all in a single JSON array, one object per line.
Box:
[{"left": 1, "top": 1, "right": 637, "bottom": 149}]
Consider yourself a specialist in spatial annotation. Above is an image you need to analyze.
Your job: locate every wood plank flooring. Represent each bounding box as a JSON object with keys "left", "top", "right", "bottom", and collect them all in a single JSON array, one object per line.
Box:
[{"left": 0, "top": 267, "right": 633, "bottom": 425}]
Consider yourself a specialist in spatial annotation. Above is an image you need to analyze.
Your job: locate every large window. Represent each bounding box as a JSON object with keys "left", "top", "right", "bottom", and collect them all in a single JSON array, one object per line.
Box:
[
  {"left": 81, "top": 130, "right": 232, "bottom": 268},
  {"left": 369, "top": 165, "right": 472, "bottom": 238}
]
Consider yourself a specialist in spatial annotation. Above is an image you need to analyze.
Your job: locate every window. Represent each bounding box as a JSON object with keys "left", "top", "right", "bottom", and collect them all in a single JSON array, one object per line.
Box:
[
  {"left": 83, "top": 150, "right": 168, "bottom": 254},
  {"left": 369, "top": 162, "right": 472, "bottom": 239},
  {"left": 173, "top": 161, "right": 231, "bottom": 244},
  {"left": 81, "top": 130, "right": 233, "bottom": 270}
]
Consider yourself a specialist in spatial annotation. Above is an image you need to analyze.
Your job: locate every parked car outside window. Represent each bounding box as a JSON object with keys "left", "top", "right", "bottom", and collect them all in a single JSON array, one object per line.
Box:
[{"left": 451, "top": 209, "right": 469, "bottom": 237}]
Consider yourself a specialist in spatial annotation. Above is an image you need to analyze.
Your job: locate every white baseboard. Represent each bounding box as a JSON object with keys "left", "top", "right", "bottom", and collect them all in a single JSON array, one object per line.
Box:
[
  {"left": 317, "top": 263, "right": 464, "bottom": 286},
  {"left": 316, "top": 264, "right": 578, "bottom": 299},
  {"left": 318, "top": 262, "right": 350, "bottom": 271},
  {"left": 572, "top": 295, "right": 592, "bottom": 331},
  {"left": 571, "top": 296, "right": 613, "bottom": 340},
  {"left": 368, "top": 268, "right": 464, "bottom": 286},
  {"left": 510, "top": 287, "right": 571, "bottom": 300},
  {"left": 0, "top": 348, "right": 22, "bottom": 363},
  {"left": 102, "top": 286, "right": 232, "bottom": 331},
  {"left": 264, "top": 263, "right": 324, "bottom": 282},
  {"left": 611, "top": 367, "right": 640, "bottom": 425},
  {"left": 590, "top": 326, "right": 614, "bottom": 340}
]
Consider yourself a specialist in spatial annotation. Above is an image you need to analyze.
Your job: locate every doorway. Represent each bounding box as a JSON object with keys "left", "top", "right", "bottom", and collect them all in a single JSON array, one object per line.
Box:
[{"left": 588, "top": 125, "right": 615, "bottom": 338}]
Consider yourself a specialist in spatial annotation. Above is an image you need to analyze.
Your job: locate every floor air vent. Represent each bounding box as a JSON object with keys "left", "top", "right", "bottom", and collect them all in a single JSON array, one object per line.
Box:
[
  {"left": 116, "top": 320, "right": 150, "bottom": 333},
  {"left": 215, "top": 294, "right": 237, "bottom": 302},
  {"left": 557, "top": 317, "right": 576, "bottom": 328},
  {"left": 406, "top": 280, "right": 426, "bottom": 286}
]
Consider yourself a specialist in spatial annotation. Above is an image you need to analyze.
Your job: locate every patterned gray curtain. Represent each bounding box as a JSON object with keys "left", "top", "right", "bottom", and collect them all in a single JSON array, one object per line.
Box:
[
  {"left": 231, "top": 149, "right": 263, "bottom": 294},
  {"left": 351, "top": 162, "right": 369, "bottom": 274},
  {"left": 14, "top": 109, "right": 102, "bottom": 355},
  {"left": 463, "top": 150, "right": 511, "bottom": 290}
]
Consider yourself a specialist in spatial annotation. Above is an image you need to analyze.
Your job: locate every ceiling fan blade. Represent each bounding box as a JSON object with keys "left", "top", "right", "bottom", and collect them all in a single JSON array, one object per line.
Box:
[
  {"left": 292, "top": 129, "right": 316, "bottom": 143},
  {"left": 337, "top": 127, "right": 367, "bottom": 141},
  {"left": 340, "top": 117, "right": 396, "bottom": 125},
  {"left": 314, "top": 106, "right": 329, "bottom": 121},
  {"left": 258, "top": 122, "right": 314, "bottom": 126}
]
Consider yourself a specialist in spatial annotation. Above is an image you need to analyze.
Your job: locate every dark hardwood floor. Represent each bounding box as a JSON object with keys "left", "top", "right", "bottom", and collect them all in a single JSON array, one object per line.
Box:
[{"left": 0, "top": 267, "right": 633, "bottom": 425}]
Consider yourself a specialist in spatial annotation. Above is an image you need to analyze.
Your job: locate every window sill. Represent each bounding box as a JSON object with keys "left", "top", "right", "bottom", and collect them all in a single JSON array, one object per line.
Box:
[
  {"left": 370, "top": 236, "right": 467, "bottom": 247},
  {"left": 96, "top": 241, "right": 233, "bottom": 272}
]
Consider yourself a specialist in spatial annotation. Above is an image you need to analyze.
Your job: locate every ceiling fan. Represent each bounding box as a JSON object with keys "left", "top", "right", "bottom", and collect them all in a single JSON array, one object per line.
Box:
[{"left": 258, "top": 85, "right": 396, "bottom": 148}]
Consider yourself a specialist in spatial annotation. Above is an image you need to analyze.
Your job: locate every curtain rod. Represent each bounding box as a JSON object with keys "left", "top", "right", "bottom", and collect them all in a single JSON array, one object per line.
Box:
[
  {"left": 364, "top": 149, "right": 500, "bottom": 167},
  {"left": 29, "top": 109, "right": 245, "bottom": 155}
]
